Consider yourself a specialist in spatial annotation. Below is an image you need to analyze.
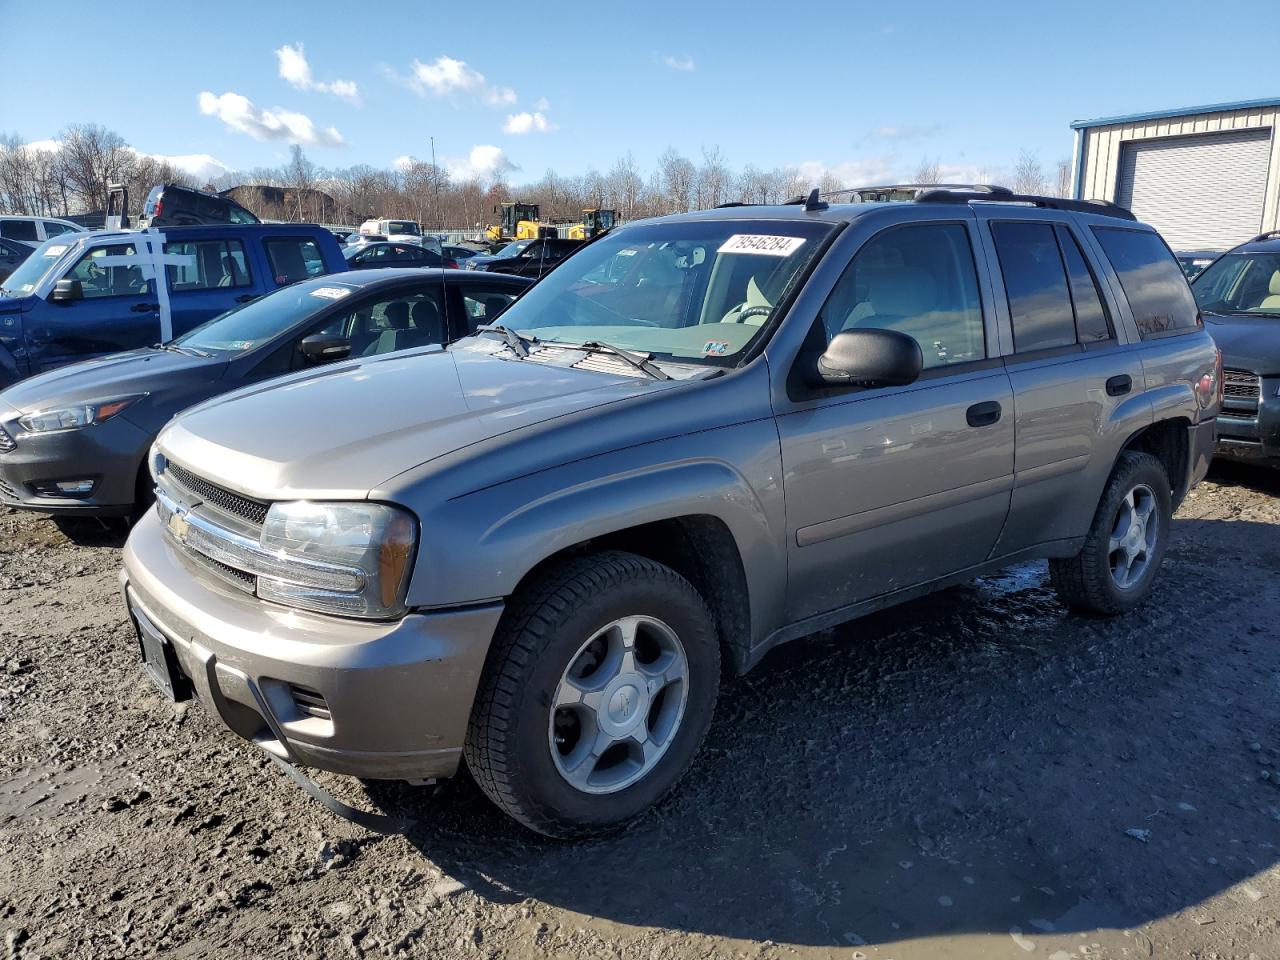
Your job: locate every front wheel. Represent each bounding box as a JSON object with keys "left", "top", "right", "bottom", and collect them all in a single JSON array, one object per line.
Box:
[
  {"left": 465, "top": 551, "right": 720, "bottom": 838},
  {"left": 1049, "top": 451, "right": 1172, "bottom": 616}
]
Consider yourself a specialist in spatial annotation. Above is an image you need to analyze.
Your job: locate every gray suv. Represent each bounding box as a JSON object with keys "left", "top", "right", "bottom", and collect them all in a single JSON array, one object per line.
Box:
[{"left": 121, "top": 186, "right": 1221, "bottom": 838}]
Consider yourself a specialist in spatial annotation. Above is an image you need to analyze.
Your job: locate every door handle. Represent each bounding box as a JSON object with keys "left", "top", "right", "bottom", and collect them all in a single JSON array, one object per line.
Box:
[
  {"left": 234, "top": 294, "right": 257, "bottom": 303},
  {"left": 130, "top": 303, "right": 159, "bottom": 313},
  {"left": 966, "top": 400, "right": 1002, "bottom": 428},
  {"left": 1106, "top": 374, "right": 1132, "bottom": 397}
]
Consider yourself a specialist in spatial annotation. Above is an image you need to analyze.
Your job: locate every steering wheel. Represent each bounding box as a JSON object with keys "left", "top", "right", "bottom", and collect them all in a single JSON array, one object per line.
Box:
[{"left": 727, "top": 305, "right": 773, "bottom": 325}]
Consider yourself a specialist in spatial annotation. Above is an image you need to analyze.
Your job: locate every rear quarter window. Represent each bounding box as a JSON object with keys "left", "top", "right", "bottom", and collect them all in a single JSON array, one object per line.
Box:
[{"left": 1092, "top": 227, "right": 1200, "bottom": 338}]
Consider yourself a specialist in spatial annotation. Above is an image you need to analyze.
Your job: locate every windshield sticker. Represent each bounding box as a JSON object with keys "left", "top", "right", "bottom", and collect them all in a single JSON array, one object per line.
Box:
[
  {"left": 231, "top": 340, "right": 254, "bottom": 351},
  {"left": 717, "top": 234, "right": 807, "bottom": 257},
  {"left": 702, "top": 339, "right": 731, "bottom": 357},
  {"left": 42, "top": 244, "right": 69, "bottom": 258},
  {"left": 310, "top": 286, "right": 352, "bottom": 300}
]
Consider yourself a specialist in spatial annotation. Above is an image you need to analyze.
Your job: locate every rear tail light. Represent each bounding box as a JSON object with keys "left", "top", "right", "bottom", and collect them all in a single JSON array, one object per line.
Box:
[
  {"left": 1195, "top": 347, "right": 1223, "bottom": 409},
  {"left": 153, "top": 199, "right": 163, "bottom": 219},
  {"left": 445, "top": 258, "right": 458, "bottom": 269}
]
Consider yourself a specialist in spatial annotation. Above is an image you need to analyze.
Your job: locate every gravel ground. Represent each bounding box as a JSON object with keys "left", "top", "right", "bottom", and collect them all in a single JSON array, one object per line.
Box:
[{"left": 1, "top": 462, "right": 1278, "bottom": 960}]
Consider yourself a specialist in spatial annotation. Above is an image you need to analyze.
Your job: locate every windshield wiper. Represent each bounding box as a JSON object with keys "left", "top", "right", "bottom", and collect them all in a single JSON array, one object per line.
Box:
[
  {"left": 153, "top": 343, "right": 213, "bottom": 359},
  {"left": 477, "top": 323, "right": 536, "bottom": 358},
  {"left": 575, "top": 341, "right": 671, "bottom": 381}
]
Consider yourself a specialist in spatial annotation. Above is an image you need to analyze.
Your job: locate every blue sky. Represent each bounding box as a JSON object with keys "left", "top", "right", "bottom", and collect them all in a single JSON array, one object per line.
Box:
[{"left": 5, "top": 0, "right": 1278, "bottom": 187}]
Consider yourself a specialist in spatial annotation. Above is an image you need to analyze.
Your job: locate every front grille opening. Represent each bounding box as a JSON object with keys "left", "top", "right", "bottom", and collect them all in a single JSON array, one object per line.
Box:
[
  {"left": 0, "top": 476, "right": 18, "bottom": 501},
  {"left": 165, "top": 461, "right": 270, "bottom": 526},
  {"left": 1222, "top": 369, "right": 1261, "bottom": 401},
  {"left": 289, "top": 684, "right": 331, "bottom": 720}
]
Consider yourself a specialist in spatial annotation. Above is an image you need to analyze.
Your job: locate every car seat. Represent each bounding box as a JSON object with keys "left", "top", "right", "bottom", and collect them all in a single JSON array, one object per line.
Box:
[{"left": 1259, "top": 270, "right": 1280, "bottom": 310}]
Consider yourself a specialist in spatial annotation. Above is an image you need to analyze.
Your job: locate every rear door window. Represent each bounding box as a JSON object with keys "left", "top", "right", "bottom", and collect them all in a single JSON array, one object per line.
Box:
[
  {"left": 164, "top": 239, "right": 252, "bottom": 291},
  {"left": 265, "top": 237, "right": 324, "bottom": 286},
  {"left": 990, "top": 222, "right": 1077, "bottom": 353},
  {"left": 1055, "top": 226, "right": 1113, "bottom": 343},
  {"left": 1, "top": 220, "right": 38, "bottom": 242},
  {"left": 42, "top": 221, "right": 76, "bottom": 238},
  {"left": 1091, "top": 227, "right": 1200, "bottom": 337},
  {"left": 461, "top": 285, "right": 521, "bottom": 333}
]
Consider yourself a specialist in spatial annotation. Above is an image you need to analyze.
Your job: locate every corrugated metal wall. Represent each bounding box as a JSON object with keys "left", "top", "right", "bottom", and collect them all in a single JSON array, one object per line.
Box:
[{"left": 1077, "top": 106, "right": 1280, "bottom": 248}]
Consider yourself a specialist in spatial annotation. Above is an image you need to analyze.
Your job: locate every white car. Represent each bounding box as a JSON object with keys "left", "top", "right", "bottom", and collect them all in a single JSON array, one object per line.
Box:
[{"left": 0, "top": 215, "right": 87, "bottom": 248}]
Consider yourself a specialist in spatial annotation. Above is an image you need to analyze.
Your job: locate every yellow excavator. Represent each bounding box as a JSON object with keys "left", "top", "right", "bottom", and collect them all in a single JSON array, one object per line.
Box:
[
  {"left": 568, "top": 208, "right": 617, "bottom": 240},
  {"left": 486, "top": 201, "right": 557, "bottom": 245}
]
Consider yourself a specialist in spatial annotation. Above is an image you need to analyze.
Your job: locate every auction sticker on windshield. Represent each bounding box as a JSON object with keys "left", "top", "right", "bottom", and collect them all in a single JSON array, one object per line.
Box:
[
  {"left": 310, "top": 286, "right": 352, "bottom": 300},
  {"left": 717, "top": 235, "right": 807, "bottom": 257},
  {"left": 43, "top": 245, "right": 69, "bottom": 258}
]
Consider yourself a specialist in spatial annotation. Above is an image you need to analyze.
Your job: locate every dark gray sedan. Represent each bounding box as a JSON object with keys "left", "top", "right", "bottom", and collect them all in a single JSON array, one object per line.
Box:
[{"left": 0, "top": 268, "right": 529, "bottom": 517}]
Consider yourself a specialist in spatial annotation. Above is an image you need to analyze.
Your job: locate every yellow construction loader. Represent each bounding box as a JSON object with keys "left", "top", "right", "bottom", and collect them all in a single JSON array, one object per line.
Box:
[{"left": 567, "top": 208, "right": 617, "bottom": 240}]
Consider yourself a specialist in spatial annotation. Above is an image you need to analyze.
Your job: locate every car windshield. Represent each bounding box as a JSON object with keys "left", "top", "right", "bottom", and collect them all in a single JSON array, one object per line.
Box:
[
  {"left": 1192, "top": 251, "right": 1280, "bottom": 316},
  {"left": 174, "top": 278, "right": 360, "bottom": 352},
  {"left": 0, "top": 238, "right": 74, "bottom": 295},
  {"left": 491, "top": 219, "right": 835, "bottom": 367},
  {"left": 386, "top": 221, "right": 420, "bottom": 236},
  {"left": 494, "top": 240, "right": 532, "bottom": 260}
]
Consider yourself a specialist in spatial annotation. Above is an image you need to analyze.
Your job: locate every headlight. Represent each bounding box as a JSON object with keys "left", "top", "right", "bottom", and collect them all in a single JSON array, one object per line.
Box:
[
  {"left": 18, "top": 396, "right": 141, "bottom": 434},
  {"left": 256, "top": 501, "right": 417, "bottom": 619},
  {"left": 148, "top": 443, "right": 167, "bottom": 482}
]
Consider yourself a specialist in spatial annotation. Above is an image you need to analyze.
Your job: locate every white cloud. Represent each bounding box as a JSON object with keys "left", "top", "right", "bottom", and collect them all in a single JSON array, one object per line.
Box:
[
  {"left": 405, "top": 56, "right": 516, "bottom": 105},
  {"left": 794, "top": 157, "right": 993, "bottom": 191},
  {"left": 198, "top": 91, "right": 345, "bottom": 147},
  {"left": 533, "top": 97, "right": 550, "bottom": 111},
  {"left": 276, "top": 42, "right": 361, "bottom": 103},
  {"left": 867, "top": 124, "right": 943, "bottom": 142},
  {"left": 26, "top": 139, "right": 62, "bottom": 153},
  {"left": 661, "top": 54, "right": 696, "bottom": 72},
  {"left": 503, "top": 111, "right": 556, "bottom": 135},
  {"left": 129, "top": 148, "right": 232, "bottom": 182},
  {"left": 443, "top": 145, "right": 517, "bottom": 182},
  {"left": 392, "top": 154, "right": 415, "bottom": 172}
]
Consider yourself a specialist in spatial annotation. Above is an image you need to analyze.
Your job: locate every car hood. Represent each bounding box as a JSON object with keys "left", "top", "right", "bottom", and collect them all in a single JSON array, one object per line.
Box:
[
  {"left": 1203, "top": 313, "right": 1280, "bottom": 374},
  {"left": 158, "top": 340, "right": 679, "bottom": 501},
  {"left": 0, "top": 348, "right": 225, "bottom": 419},
  {"left": 0, "top": 293, "right": 37, "bottom": 314}
]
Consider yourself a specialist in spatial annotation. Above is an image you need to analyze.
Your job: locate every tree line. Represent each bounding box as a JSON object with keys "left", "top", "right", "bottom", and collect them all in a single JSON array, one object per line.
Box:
[{"left": 1, "top": 124, "right": 1070, "bottom": 231}]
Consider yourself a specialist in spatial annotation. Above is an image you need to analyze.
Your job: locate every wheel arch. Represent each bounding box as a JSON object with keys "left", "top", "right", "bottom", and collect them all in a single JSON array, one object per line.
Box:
[{"left": 1120, "top": 417, "right": 1191, "bottom": 506}]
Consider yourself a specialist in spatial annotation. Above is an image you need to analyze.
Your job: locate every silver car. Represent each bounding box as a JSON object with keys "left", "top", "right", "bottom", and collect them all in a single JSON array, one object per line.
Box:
[{"left": 121, "top": 187, "right": 1221, "bottom": 837}]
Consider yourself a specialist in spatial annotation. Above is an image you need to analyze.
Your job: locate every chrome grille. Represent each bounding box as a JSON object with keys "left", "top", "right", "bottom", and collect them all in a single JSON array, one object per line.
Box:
[
  {"left": 165, "top": 461, "right": 269, "bottom": 527},
  {"left": 0, "top": 426, "right": 13, "bottom": 454},
  {"left": 1223, "top": 369, "right": 1260, "bottom": 401}
]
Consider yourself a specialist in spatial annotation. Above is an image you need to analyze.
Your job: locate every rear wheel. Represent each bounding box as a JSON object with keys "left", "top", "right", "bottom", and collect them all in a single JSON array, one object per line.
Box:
[
  {"left": 465, "top": 551, "right": 720, "bottom": 838},
  {"left": 1049, "top": 451, "right": 1172, "bottom": 616}
]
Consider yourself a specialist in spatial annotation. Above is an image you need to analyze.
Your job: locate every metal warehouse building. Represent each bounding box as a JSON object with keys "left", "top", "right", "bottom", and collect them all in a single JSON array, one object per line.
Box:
[{"left": 1070, "top": 97, "right": 1280, "bottom": 250}]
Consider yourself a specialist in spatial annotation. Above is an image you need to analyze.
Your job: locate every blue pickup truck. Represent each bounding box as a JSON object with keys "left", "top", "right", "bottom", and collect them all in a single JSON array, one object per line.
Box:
[{"left": 0, "top": 224, "right": 344, "bottom": 387}]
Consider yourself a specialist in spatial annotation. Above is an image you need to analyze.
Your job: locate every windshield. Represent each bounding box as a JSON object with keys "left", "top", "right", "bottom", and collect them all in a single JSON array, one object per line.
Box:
[
  {"left": 1193, "top": 251, "right": 1280, "bottom": 316},
  {"left": 491, "top": 219, "right": 834, "bottom": 366},
  {"left": 386, "top": 221, "right": 420, "bottom": 236},
  {"left": 494, "top": 240, "right": 533, "bottom": 260},
  {"left": 0, "top": 238, "right": 74, "bottom": 295},
  {"left": 174, "top": 278, "right": 359, "bottom": 352}
]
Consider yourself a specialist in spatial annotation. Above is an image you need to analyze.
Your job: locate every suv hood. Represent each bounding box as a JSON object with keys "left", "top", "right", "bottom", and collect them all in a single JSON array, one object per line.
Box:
[
  {"left": 1203, "top": 313, "right": 1280, "bottom": 374},
  {"left": 159, "top": 341, "right": 677, "bottom": 501}
]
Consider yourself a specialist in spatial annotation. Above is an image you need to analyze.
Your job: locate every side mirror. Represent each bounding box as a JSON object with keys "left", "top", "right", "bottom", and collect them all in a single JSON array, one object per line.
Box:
[
  {"left": 300, "top": 334, "right": 352, "bottom": 363},
  {"left": 811, "top": 328, "right": 923, "bottom": 389},
  {"left": 51, "top": 279, "right": 83, "bottom": 303}
]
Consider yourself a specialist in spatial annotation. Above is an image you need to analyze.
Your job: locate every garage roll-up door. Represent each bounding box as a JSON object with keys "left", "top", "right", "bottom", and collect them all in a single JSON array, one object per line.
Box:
[{"left": 1116, "top": 128, "right": 1272, "bottom": 250}]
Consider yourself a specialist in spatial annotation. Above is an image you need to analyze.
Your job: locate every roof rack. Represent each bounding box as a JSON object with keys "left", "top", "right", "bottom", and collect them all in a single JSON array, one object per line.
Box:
[
  {"left": 1250, "top": 229, "right": 1280, "bottom": 242},
  {"left": 914, "top": 185, "right": 1136, "bottom": 221}
]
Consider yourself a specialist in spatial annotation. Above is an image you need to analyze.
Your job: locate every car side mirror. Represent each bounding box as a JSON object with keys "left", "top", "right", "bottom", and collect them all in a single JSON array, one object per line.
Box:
[
  {"left": 51, "top": 279, "right": 83, "bottom": 303},
  {"left": 300, "top": 334, "right": 352, "bottom": 363},
  {"left": 810, "top": 328, "right": 923, "bottom": 389}
]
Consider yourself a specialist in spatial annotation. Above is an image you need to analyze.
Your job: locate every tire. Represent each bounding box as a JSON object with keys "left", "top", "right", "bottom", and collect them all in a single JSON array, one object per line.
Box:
[
  {"left": 1049, "top": 451, "right": 1172, "bottom": 616},
  {"left": 465, "top": 550, "right": 720, "bottom": 838}
]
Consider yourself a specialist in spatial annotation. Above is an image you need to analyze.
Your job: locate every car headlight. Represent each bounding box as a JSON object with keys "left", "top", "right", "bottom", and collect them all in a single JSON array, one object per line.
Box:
[
  {"left": 18, "top": 396, "right": 141, "bottom": 434},
  {"left": 148, "top": 442, "right": 167, "bottom": 483},
  {"left": 256, "top": 501, "right": 417, "bottom": 619}
]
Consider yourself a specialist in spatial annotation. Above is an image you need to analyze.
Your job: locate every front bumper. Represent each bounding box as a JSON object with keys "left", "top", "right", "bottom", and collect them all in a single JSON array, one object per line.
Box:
[
  {"left": 122, "top": 507, "right": 504, "bottom": 780},
  {"left": 0, "top": 409, "right": 148, "bottom": 515},
  {"left": 1215, "top": 374, "right": 1280, "bottom": 463}
]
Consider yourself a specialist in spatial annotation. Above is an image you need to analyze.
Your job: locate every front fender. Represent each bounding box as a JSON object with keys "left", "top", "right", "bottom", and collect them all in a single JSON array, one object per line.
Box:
[{"left": 405, "top": 419, "right": 788, "bottom": 649}]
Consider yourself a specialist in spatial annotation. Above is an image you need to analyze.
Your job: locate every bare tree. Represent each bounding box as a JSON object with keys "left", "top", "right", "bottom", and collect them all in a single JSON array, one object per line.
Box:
[
  {"left": 695, "top": 146, "right": 730, "bottom": 209},
  {"left": 912, "top": 157, "right": 941, "bottom": 185},
  {"left": 1055, "top": 158, "right": 1072, "bottom": 198},
  {"left": 1011, "top": 149, "right": 1048, "bottom": 195},
  {"left": 658, "top": 148, "right": 696, "bottom": 213}
]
